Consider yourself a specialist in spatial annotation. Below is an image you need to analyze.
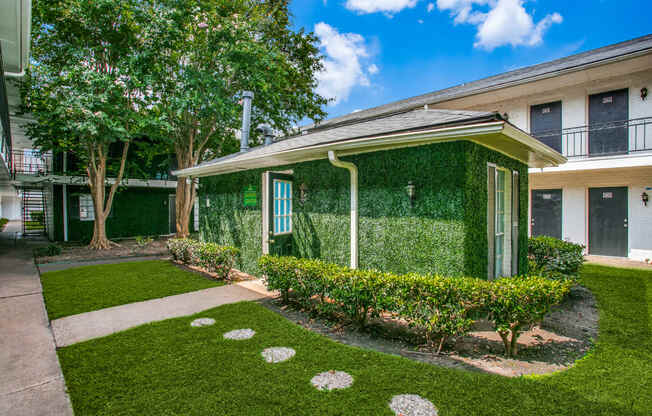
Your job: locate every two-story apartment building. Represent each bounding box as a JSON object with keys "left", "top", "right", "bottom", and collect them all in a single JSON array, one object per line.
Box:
[{"left": 308, "top": 34, "right": 652, "bottom": 262}]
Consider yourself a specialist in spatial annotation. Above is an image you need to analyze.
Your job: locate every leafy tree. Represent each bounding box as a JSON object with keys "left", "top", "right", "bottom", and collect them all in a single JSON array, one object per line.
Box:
[
  {"left": 26, "top": 0, "right": 153, "bottom": 249},
  {"left": 141, "top": 0, "right": 328, "bottom": 237}
]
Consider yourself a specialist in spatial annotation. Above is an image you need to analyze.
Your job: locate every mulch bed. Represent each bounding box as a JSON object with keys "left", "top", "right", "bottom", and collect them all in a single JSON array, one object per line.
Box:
[
  {"left": 261, "top": 285, "right": 598, "bottom": 377},
  {"left": 35, "top": 238, "right": 171, "bottom": 263}
]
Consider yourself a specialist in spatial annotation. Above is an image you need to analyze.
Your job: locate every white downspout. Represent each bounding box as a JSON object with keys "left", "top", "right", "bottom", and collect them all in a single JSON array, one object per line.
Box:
[{"left": 327, "top": 151, "right": 358, "bottom": 269}]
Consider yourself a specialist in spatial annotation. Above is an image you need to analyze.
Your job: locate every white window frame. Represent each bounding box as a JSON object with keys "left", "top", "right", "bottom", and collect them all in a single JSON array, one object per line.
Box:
[
  {"left": 273, "top": 179, "right": 292, "bottom": 235},
  {"left": 79, "top": 194, "right": 95, "bottom": 221},
  {"left": 494, "top": 167, "right": 512, "bottom": 278}
]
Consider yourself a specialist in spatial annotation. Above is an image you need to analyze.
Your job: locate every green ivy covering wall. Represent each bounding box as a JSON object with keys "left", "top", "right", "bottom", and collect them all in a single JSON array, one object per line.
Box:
[
  {"left": 51, "top": 185, "right": 175, "bottom": 242},
  {"left": 199, "top": 141, "right": 528, "bottom": 278}
]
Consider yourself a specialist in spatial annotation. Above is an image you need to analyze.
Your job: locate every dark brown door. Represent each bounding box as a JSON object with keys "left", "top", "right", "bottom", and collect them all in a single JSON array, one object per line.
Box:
[
  {"left": 531, "top": 101, "right": 562, "bottom": 153},
  {"left": 267, "top": 172, "right": 293, "bottom": 256},
  {"left": 531, "top": 189, "right": 562, "bottom": 239},
  {"left": 589, "top": 187, "right": 628, "bottom": 257},
  {"left": 589, "top": 89, "right": 628, "bottom": 156}
]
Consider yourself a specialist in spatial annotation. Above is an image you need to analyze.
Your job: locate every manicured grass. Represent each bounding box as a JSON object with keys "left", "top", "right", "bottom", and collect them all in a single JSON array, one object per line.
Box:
[
  {"left": 41, "top": 260, "right": 222, "bottom": 320},
  {"left": 57, "top": 264, "right": 652, "bottom": 415}
]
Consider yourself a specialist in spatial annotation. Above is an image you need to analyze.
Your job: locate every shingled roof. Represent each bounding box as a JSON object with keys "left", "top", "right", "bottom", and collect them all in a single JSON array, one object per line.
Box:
[
  {"left": 303, "top": 34, "right": 652, "bottom": 132},
  {"left": 174, "top": 108, "right": 565, "bottom": 177}
]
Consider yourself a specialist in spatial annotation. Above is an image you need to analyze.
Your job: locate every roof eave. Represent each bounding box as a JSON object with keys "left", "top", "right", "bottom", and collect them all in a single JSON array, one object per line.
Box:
[{"left": 173, "top": 121, "right": 566, "bottom": 178}]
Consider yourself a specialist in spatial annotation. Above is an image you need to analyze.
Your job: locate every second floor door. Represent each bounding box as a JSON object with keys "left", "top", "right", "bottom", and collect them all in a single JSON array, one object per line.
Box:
[{"left": 589, "top": 89, "right": 628, "bottom": 156}]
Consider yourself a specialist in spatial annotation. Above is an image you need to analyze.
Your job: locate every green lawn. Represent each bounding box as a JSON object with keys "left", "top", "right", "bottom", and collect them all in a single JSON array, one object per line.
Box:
[
  {"left": 57, "top": 264, "right": 652, "bottom": 415},
  {"left": 41, "top": 260, "right": 222, "bottom": 320}
]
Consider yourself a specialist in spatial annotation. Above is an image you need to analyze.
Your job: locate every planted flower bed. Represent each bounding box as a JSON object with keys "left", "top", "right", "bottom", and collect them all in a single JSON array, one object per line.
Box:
[{"left": 259, "top": 255, "right": 571, "bottom": 357}]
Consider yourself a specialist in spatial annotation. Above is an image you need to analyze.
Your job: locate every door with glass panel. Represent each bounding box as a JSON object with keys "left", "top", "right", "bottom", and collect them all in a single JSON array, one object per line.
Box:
[
  {"left": 494, "top": 170, "right": 506, "bottom": 277},
  {"left": 488, "top": 165, "right": 515, "bottom": 279},
  {"left": 267, "top": 172, "right": 293, "bottom": 256}
]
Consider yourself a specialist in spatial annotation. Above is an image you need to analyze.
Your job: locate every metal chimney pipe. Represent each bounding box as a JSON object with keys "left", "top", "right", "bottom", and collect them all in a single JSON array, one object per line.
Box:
[
  {"left": 240, "top": 91, "right": 254, "bottom": 152},
  {"left": 258, "top": 124, "right": 274, "bottom": 145}
]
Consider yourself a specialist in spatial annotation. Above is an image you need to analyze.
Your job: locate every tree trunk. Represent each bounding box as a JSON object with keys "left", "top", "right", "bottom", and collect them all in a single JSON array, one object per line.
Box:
[
  {"left": 87, "top": 141, "right": 130, "bottom": 250},
  {"left": 175, "top": 151, "right": 195, "bottom": 238},
  {"left": 499, "top": 331, "right": 512, "bottom": 357}
]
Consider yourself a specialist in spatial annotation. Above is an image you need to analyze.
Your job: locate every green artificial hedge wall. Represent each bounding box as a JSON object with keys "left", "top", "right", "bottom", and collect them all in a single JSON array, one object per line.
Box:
[
  {"left": 52, "top": 185, "right": 176, "bottom": 242},
  {"left": 199, "top": 141, "right": 528, "bottom": 278}
]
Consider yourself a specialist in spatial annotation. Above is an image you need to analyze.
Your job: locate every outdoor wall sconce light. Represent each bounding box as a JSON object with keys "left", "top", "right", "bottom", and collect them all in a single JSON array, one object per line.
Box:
[
  {"left": 641, "top": 87, "right": 648, "bottom": 101},
  {"left": 406, "top": 181, "right": 416, "bottom": 206},
  {"left": 298, "top": 183, "right": 309, "bottom": 206},
  {"left": 642, "top": 192, "right": 649, "bottom": 207}
]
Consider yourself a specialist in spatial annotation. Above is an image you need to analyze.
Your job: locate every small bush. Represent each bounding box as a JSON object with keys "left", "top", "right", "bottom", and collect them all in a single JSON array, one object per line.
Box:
[
  {"left": 34, "top": 243, "right": 62, "bottom": 257},
  {"left": 486, "top": 276, "right": 571, "bottom": 357},
  {"left": 528, "top": 236, "right": 585, "bottom": 281},
  {"left": 167, "top": 238, "right": 239, "bottom": 280},
  {"left": 196, "top": 242, "right": 240, "bottom": 280},
  {"left": 135, "top": 235, "right": 154, "bottom": 248},
  {"left": 30, "top": 211, "right": 45, "bottom": 224},
  {"left": 0, "top": 217, "right": 8, "bottom": 231}
]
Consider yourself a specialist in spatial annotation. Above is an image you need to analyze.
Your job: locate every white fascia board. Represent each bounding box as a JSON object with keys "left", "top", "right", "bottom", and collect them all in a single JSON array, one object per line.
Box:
[
  {"left": 13, "top": 175, "right": 178, "bottom": 188},
  {"left": 529, "top": 153, "right": 652, "bottom": 174},
  {"left": 174, "top": 121, "right": 566, "bottom": 178}
]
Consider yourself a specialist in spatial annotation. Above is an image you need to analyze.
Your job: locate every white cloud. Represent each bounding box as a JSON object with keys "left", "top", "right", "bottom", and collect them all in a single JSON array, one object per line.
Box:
[
  {"left": 436, "top": 0, "right": 562, "bottom": 50},
  {"left": 314, "top": 23, "right": 377, "bottom": 105},
  {"left": 427, "top": 3, "right": 435, "bottom": 12},
  {"left": 345, "top": 0, "right": 418, "bottom": 15},
  {"left": 418, "top": 19, "right": 424, "bottom": 24}
]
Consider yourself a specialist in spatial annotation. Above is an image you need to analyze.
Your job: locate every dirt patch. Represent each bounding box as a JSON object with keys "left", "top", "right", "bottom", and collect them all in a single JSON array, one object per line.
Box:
[
  {"left": 35, "top": 238, "right": 170, "bottom": 263},
  {"left": 261, "top": 285, "right": 598, "bottom": 377}
]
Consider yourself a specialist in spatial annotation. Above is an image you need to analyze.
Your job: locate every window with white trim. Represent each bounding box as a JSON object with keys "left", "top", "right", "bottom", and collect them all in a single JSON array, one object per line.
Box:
[
  {"left": 273, "top": 179, "right": 292, "bottom": 234},
  {"left": 79, "top": 194, "right": 94, "bottom": 221}
]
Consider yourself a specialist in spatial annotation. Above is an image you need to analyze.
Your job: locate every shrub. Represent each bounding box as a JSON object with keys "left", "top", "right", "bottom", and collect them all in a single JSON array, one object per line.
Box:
[
  {"left": 34, "top": 243, "right": 62, "bottom": 257},
  {"left": 528, "top": 236, "right": 585, "bottom": 280},
  {"left": 30, "top": 211, "right": 45, "bottom": 224},
  {"left": 0, "top": 217, "right": 8, "bottom": 231},
  {"left": 259, "top": 255, "right": 491, "bottom": 352},
  {"left": 167, "top": 238, "right": 239, "bottom": 280},
  {"left": 486, "top": 276, "right": 571, "bottom": 357},
  {"left": 196, "top": 242, "right": 240, "bottom": 280},
  {"left": 391, "top": 274, "right": 491, "bottom": 353},
  {"left": 167, "top": 238, "right": 201, "bottom": 263},
  {"left": 135, "top": 235, "right": 154, "bottom": 248}
]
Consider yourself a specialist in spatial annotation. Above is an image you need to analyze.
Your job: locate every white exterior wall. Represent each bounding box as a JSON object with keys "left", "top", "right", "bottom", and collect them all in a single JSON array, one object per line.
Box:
[
  {"left": 531, "top": 167, "right": 652, "bottom": 261},
  {"left": 428, "top": 56, "right": 652, "bottom": 260}
]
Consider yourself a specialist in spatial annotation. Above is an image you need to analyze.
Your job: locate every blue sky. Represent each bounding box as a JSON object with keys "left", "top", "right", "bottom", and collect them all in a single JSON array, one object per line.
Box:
[{"left": 289, "top": 0, "right": 651, "bottom": 120}]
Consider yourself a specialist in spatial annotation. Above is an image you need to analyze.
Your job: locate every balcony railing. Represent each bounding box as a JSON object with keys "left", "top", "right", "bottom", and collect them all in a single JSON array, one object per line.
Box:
[
  {"left": 11, "top": 150, "right": 52, "bottom": 176},
  {"left": 533, "top": 117, "right": 652, "bottom": 158}
]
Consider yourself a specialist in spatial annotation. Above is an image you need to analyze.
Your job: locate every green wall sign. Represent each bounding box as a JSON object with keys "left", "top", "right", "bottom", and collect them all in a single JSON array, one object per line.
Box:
[{"left": 243, "top": 185, "right": 257, "bottom": 207}]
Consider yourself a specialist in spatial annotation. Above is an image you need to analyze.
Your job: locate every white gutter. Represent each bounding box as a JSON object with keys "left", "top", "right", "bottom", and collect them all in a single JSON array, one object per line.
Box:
[{"left": 328, "top": 151, "right": 358, "bottom": 269}]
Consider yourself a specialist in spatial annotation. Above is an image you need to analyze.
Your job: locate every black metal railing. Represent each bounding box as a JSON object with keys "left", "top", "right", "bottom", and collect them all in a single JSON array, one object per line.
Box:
[
  {"left": 11, "top": 150, "right": 52, "bottom": 176},
  {"left": 533, "top": 117, "right": 652, "bottom": 158}
]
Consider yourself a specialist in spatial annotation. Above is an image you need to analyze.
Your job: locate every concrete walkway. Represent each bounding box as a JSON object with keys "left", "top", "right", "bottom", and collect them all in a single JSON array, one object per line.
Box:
[
  {"left": 52, "top": 279, "right": 276, "bottom": 347},
  {"left": 585, "top": 255, "right": 652, "bottom": 270},
  {"left": 0, "top": 244, "right": 74, "bottom": 416}
]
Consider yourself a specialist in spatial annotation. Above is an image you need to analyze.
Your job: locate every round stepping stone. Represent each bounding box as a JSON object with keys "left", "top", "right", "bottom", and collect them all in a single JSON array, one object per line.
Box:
[
  {"left": 310, "top": 370, "right": 353, "bottom": 391},
  {"left": 190, "top": 318, "right": 215, "bottom": 327},
  {"left": 261, "top": 347, "right": 296, "bottom": 363},
  {"left": 223, "top": 328, "right": 256, "bottom": 340},
  {"left": 389, "top": 394, "right": 438, "bottom": 416}
]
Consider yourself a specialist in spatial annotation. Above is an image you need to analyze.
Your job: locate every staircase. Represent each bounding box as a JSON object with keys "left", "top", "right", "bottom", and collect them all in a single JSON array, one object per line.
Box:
[{"left": 21, "top": 188, "right": 47, "bottom": 237}]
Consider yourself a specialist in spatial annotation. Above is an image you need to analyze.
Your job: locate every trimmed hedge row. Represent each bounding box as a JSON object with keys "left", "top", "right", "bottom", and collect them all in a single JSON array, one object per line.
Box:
[
  {"left": 259, "top": 255, "right": 571, "bottom": 356},
  {"left": 168, "top": 238, "right": 239, "bottom": 280},
  {"left": 528, "top": 236, "right": 585, "bottom": 281}
]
